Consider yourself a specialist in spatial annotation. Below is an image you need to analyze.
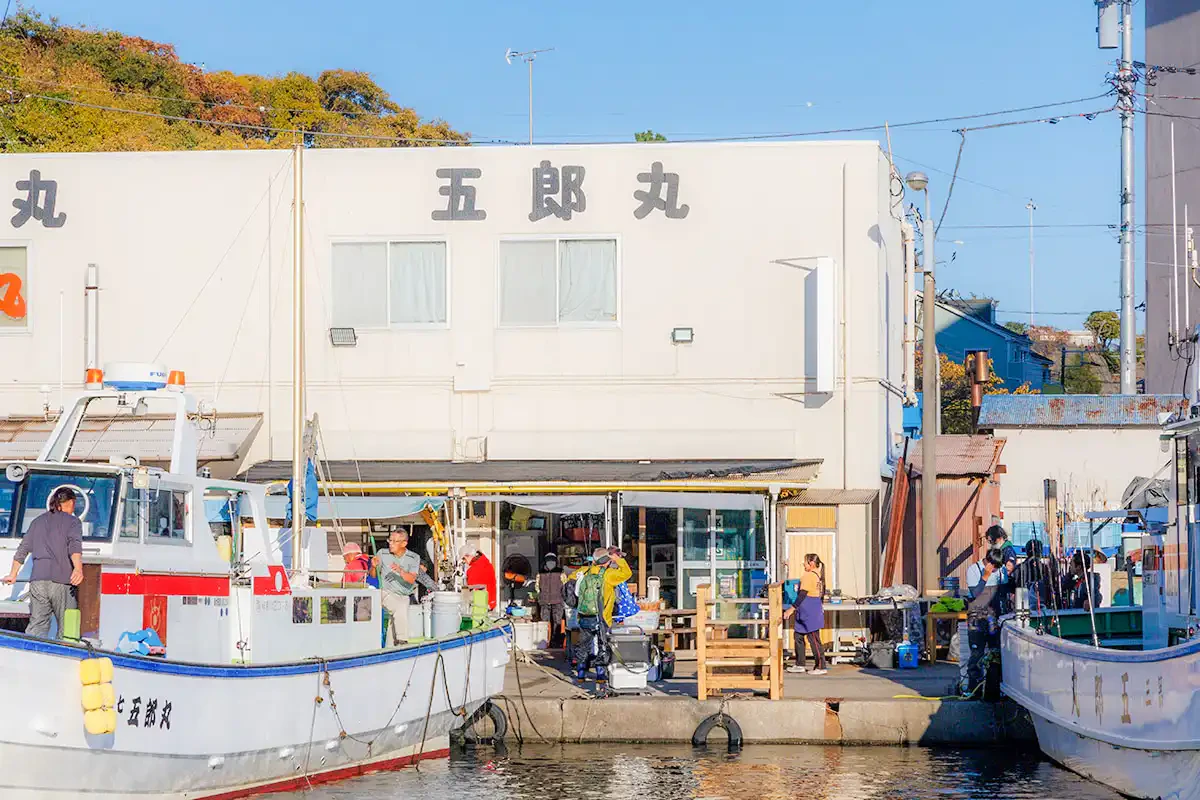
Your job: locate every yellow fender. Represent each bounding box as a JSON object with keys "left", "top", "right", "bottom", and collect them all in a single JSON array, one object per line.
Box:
[{"left": 79, "top": 658, "right": 116, "bottom": 735}]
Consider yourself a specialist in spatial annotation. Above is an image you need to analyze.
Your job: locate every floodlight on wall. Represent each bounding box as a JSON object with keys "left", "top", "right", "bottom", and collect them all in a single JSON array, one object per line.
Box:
[
  {"left": 329, "top": 327, "right": 357, "bottom": 347},
  {"left": 671, "top": 327, "right": 694, "bottom": 344}
]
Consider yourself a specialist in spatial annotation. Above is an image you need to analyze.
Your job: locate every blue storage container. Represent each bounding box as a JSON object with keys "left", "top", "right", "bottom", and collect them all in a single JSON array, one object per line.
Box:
[
  {"left": 897, "top": 641, "right": 919, "bottom": 669},
  {"left": 782, "top": 579, "right": 800, "bottom": 606}
]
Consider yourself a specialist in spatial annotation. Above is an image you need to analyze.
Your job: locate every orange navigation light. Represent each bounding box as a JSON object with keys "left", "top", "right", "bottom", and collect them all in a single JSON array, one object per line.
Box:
[
  {"left": 84, "top": 368, "right": 103, "bottom": 389},
  {"left": 166, "top": 370, "right": 186, "bottom": 391}
]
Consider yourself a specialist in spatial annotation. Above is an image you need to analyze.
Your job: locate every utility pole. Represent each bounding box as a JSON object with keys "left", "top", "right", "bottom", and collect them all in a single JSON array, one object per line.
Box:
[
  {"left": 1026, "top": 200, "right": 1036, "bottom": 329},
  {"left": 506, "top": 47, "right": 554, "bottom": 145},
  {"left": 907, "top": 171, "right": 939, "bottom": 595},
  {"left": 1118, "top": 0, "right": 1137, "bottom": 393}
]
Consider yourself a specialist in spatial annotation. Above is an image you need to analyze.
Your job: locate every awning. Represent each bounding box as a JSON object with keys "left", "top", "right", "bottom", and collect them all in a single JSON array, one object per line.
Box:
[
  {"left": 0, "top": 413, "right": 262, "bottom": 464},
  {"left": 260, "top": 495, "right": 444, "bottom": 521},
  {"left": 620, "top": 491, "right": 766, "bottom": 511},
  {"left": 472, "top": 494, "right": 606, "bottom": 515}
]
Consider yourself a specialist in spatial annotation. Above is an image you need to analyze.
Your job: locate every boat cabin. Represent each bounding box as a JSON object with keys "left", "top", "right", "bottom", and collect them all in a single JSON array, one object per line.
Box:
[{"left": 0, "top": 363, "right": 386, "bottom": 664}]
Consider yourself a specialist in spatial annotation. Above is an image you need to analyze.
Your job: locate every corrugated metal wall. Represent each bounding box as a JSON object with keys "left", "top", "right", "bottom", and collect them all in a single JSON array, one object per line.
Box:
[{"left": 882, "top": 475, "right": 1002, "bottom": 589}]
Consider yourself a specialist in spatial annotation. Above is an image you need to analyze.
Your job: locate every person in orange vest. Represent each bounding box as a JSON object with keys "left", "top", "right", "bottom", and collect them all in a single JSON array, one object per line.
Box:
[{"left": 460, "top": 545, "right": 497, "bottom": 611}]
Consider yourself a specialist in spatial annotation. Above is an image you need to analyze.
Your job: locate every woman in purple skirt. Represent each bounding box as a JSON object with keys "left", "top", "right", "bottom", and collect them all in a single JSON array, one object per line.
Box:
[{"left": 785, "top": 554, "right": 827, "bottom": 675}]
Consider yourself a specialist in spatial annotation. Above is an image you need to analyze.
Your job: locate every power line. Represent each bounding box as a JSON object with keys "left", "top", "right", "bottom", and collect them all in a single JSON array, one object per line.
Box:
[{"left": 540, "top": 93, "right": 1114, "bottom": 144}]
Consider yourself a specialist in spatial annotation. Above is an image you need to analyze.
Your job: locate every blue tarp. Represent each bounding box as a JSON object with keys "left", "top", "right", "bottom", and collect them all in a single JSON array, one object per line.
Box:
[{"left": 285, "top": 461, "right": 319, "bottom": 522}]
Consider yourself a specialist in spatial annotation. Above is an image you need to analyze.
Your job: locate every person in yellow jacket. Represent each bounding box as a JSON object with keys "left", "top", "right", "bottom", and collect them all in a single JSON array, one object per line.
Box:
[{"left": 569, "top": 547, "right": 632, "bottom": 682}]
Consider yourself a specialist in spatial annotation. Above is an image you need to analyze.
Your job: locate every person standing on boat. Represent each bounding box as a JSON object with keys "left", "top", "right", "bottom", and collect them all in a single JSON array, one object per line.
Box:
[
  {"left": 460, "top": 544, "right": 497, "bottom": 611},
  {"left": 2, "top": 487, "right": 83, "bottom": 639},
  {"left": 373, "top": 530, "right": 437, "bottom": 645},
  {"left": 964, "top": 547, "right": 1009, "bottom": 697}
]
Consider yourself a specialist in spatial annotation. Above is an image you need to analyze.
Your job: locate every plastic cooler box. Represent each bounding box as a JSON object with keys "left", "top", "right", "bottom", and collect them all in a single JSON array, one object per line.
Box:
[{"left": 897, "top": 641, "right": 919, "bottom": 669}]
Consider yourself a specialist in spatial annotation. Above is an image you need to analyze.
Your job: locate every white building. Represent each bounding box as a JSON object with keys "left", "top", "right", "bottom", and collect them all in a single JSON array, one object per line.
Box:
[
  {"left": 978, "top": 394, "right": 1181, "bottom": 543},
  {"left": 0, "top": 142, "right": 908, "bottom": 605}
]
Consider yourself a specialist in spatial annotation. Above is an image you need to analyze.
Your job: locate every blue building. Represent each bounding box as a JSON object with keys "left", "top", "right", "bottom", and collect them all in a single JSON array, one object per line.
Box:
[{"left": 923, "top": 295, "right": 1052, "bottom": 391}]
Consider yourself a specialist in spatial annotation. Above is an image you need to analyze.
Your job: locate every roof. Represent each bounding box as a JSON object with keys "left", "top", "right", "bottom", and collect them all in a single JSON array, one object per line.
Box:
[
  {"left": 977, "top": 394, "right": 1186, "bottom": 428},
  {"left": 905, "top": 435, "right": 1004, "bottom": 477},
  {"left": 780, "top": 488, "right": 879, "bottom": 505},
  {"left": 239, "top": 458, "right": 822, "bottom": 486},
  {"left": 0, "top": 413, "right": 262, "bottom": 463}
]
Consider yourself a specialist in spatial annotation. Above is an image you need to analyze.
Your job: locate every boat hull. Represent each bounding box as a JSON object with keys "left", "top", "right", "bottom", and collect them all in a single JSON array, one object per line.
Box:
[
  {"left": 1002, "top": 620, "right": 1200, "bottom": 800},
  {"left": 1028, "top": 712, "right": 1200, "bottom": 800},
  {"left": 0, "top": 624, "right": 510, "bottom": 799}
]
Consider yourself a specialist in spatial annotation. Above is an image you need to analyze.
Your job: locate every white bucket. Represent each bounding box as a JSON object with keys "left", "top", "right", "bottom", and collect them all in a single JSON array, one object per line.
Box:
[{"left": 431, "top": 591, "right": 462, "bottom": 639}]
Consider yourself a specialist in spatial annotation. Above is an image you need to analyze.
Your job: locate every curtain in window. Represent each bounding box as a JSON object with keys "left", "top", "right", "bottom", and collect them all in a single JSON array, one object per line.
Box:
[
  {"left": 331, "top": 243, "right": 387, "bottom": 327},
  {"left": 499, "top": 241, "right": 557, "bottom": 326},
  {"left": 559, "top": 239, "right": 617, "bottom": 323},
  {"left": 389, "top": 242, "right": 447, "bottom": 324}
]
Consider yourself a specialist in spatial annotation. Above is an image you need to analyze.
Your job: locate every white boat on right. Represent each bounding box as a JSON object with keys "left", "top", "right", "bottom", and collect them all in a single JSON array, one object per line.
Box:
[{"left": 1001, "top": 394, "right": 1200, "bottom": 800}]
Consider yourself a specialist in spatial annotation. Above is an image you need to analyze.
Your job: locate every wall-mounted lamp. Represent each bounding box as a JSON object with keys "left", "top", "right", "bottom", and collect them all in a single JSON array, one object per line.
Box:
[{"left": 671, "top": 327, "right": 694, "bottom": 344}]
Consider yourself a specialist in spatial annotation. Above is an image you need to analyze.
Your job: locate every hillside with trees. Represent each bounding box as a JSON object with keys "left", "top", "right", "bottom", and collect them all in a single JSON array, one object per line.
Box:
[{"left": 0, "top": 6, "right": 467, "bottom": 152}]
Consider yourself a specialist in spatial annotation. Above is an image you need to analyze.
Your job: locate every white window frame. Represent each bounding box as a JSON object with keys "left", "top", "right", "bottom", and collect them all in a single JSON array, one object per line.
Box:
[
  {"left": 496, "top": 233, "right": 622, "bottom": 329},
  {"left": 328, "top": 236, "right": 451, "bottom": 331},
  {"left": 0, "top": 240, "right": 33, "bottom": 337}
]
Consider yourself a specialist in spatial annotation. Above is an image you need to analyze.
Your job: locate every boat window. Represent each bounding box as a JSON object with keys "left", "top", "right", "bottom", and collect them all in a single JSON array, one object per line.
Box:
[
  {"left": 146, "top": 489, "right": 188, "bottom": 542},
  {"left": 320, "top": 596, "right": 346, "bottom": 624},
  {"left": 15, "top": 471, "right": 119, "bottom": 541},
  {"left": 119, "top": 490, "right": 144, "bottom": 540},
  {"left": 0, "top": 476, "right": 15, "bottom": 536},
  {"left": 353, "top": 596, "right": 373, "bottom": 622},
  {"left": 292, "top": 597, "right": 313, "bottom": 624}
]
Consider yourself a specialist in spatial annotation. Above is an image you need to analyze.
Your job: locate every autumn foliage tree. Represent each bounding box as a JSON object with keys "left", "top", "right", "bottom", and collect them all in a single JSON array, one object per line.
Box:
[
  {"left": 0, "top": 7, "right": 467, "bottom": 152},
  {"left": 915, "top": 349, "right": 1037, "bottom": 434}
]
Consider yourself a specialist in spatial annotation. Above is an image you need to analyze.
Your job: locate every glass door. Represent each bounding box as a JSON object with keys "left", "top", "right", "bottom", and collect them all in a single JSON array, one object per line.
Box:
[
  {"left": 679, "top": 508, "right": 712, "bottom": 611},
  {"left": 676, "top": 506, "right": 768, "bottom": 614}
]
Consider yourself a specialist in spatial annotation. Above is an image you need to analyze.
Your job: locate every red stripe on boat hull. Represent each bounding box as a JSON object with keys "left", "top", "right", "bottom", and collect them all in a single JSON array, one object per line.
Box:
[
  {"left": 196, "top": 747, "right": 451, "bottom": 800},
  {"left": 100, "top": 573, "right": 230, "bottom": 597}
]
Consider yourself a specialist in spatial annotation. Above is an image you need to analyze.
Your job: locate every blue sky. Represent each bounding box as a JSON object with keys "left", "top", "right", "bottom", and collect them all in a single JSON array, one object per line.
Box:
[{"left": 29, "top": 0, "right": 1139, "bottom": 330}]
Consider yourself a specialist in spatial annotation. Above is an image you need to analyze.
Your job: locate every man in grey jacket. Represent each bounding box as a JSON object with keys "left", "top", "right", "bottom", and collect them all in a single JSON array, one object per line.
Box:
[{"left": 2, "top": 486, "right": 84, "bottom": 638}]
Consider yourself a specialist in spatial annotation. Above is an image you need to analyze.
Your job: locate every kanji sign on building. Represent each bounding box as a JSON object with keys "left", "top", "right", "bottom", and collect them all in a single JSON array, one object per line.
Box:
[{"left": 11, "top": 169, "right": 66, "bottom": 229}]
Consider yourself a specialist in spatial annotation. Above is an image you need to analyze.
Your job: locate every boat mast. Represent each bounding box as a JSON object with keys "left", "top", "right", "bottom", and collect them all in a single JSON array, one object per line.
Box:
[{"left": 291, "top": 143, "right": 305, "bottom": 574}]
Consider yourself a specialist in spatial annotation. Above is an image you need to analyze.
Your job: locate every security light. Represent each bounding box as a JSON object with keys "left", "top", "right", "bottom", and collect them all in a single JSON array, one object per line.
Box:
[{"left": 671, "top": 327, "right": 695, "bottom": 344}]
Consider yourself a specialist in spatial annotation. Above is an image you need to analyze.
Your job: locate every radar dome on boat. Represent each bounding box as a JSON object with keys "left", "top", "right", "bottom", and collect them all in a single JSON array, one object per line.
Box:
[{"left": 102, "top": 362, "right": 169, "bottom": 391}]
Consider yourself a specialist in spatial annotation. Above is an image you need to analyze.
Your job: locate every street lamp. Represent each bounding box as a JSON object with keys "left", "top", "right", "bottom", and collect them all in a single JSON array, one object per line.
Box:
[
  {"left": 905, "top": 170, "right": 939, "bottom": 596},
  {"left": 505, "top": 47, "right": 554, "bottom": 145}
]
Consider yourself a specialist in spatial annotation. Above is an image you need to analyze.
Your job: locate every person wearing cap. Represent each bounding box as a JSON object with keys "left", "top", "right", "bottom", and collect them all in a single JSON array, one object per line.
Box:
[
  {"left": 536, "top": 553, "right": 566, "bottom": 648},
  {"left": 2, "top": 486, "right": 83, "bottom": 639},
  {"left": 340, "top": 541, "right": 371, "bottom": 587},
  {"left": 373, "top": 530, "right": 437, "bottom": 645},
  {"left": 460, "top": 544, "right": 496, "bottom": 611},
  {"left": 568, "top": 547, "right": 632, "bottom": 683}
]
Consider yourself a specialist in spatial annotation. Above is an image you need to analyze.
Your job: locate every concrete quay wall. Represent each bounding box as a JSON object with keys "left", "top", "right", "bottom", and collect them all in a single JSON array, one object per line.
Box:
[{"left": 492, "top": 695, "right": 1036, "bottom": 746}]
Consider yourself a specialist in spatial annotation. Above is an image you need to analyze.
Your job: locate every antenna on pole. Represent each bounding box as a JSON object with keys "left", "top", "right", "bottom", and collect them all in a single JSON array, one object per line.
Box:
[{"left": 506, "top": 47, "right": 555, "bottom": 145}]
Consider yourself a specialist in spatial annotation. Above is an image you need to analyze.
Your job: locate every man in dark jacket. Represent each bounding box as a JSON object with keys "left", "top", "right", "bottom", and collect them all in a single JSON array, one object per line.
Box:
[
  {"left": 537, "top": 554, "right": 566, "bottom": 648},
  {"left": 2, "top": 487, "right": 83, "bottom": 639}
]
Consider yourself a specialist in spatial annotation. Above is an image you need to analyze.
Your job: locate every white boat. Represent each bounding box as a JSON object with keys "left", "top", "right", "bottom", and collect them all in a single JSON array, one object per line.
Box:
[
  {"left": 0, "top": 143, "right": 510, "bottom": 799},
  {"left": 1001, "top": 402, "right": 1200, "bottom": 799}
]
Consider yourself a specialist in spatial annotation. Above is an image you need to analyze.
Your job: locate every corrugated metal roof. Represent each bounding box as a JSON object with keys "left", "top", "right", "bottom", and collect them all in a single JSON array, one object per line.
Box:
[
  {"left": 240, "top": 458, "right": 822, "bottom": 485},
  {"left": 906, "top": 435, "right": 1004, "bottom": 476},
  {"left": 780, "top": 488, "right": 879, "bottom": 505},
  {"left": 977, "top": 394, "right": 1185, "bottom": 428},
  {"left": 0, "top": 413, "right": 262, "bottom": 463}
]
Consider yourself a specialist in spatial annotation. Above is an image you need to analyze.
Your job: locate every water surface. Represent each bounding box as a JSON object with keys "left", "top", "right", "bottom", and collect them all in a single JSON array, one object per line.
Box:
[{"left": 279, "top": 743, "right": 1122, "bottom": 800}]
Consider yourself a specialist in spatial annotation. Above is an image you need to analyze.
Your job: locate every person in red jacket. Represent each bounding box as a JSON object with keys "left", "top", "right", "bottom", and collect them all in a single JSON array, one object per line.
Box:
[{"left": 460, "top": 545, "right": 497, "bottom": 610}]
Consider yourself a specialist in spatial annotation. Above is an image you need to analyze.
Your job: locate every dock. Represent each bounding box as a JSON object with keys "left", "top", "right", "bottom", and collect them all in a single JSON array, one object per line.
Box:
[{"left": 493, "top": 653, "right": 1035, "bottom": 747}]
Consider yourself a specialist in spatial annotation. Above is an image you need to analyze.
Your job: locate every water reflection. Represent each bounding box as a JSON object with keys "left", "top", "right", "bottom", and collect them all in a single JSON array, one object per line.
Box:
[{"left": 282, "top": 744, "right": 1122, "bottom": 800}]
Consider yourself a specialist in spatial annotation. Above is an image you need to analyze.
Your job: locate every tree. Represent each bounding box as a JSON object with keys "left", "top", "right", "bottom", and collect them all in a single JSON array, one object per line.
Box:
[
  {"left": 0, "top": 7, "right": 467, "bottom": 151},
  {"left": 635, "top": 129, "right": 667, "bottom": 142},
  {"left": 1002, "top": 321, "right": 1028, "bottom": 335},
  {"left": 915, "top": 349, "right": 1038, "bottom": 434},
  {"left": 1084, "top": 311, "right": 1121, "bottom": 351}
]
